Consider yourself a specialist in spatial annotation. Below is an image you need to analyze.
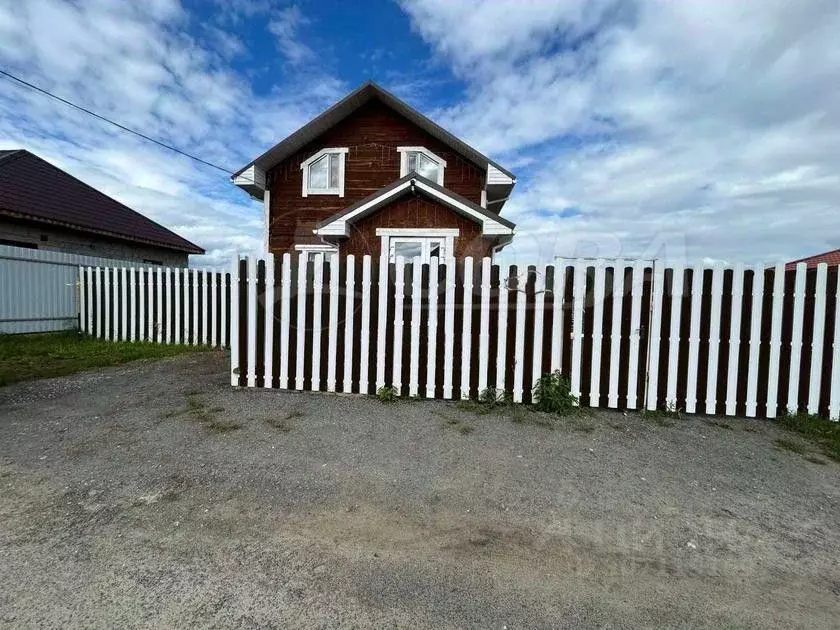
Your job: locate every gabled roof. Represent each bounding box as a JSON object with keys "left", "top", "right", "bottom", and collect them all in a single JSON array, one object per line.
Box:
[
  {"left": 786, "top": 248, "right": 840, "bottom": 270},
  {"left": 0, "top": 150, "right": 204, "bottom": 254},
  {"left": 233, "top": 81, "right": 516, "bottom": 181},
  {"left": 313, "top": 172, "right": 515, "bottom": 238}
]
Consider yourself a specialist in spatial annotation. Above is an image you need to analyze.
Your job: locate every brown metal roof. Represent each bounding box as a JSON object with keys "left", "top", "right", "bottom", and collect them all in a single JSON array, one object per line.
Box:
[
  {"left": 786, "top": 248, "right": 840, "bottom": 270},
  {"left": 233, "top": 81, "right": 516, "bottom": 181},
  {"left": 0, "top": 149, "right": 203, "bottom": 254}
]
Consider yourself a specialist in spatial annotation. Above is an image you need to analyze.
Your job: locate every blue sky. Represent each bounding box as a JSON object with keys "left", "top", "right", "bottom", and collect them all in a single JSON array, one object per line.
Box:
[{"left": 1, "top": 0, "right": 839, "bottom": 267}]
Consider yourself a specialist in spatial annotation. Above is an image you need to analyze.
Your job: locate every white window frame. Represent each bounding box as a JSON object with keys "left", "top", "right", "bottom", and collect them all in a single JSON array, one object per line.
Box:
[
  {"left": 397, "top": 147, "right": 446, "bottom": 186},
  {"left": 301, "top": 147, "right": 349, "bottom": 197},
  {"left": 376, "top": 228, "right": 458, "bottom": 263}
]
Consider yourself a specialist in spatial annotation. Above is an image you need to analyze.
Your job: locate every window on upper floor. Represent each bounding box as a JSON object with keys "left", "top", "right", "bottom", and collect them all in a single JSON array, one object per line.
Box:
[
  {"left": 398, "top": 147, "right": 446, "bottom": 186},
  {"left": 301, "top": 148, "right": 348, "bottom": 197}
]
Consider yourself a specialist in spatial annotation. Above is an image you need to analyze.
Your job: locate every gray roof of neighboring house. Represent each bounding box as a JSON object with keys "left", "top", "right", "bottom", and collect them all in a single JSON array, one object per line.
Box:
[
  {"left": 0, "top": 149, "right": 204, "bottom": 254},
  {"left": 233, "top": 81, "right": 516, "bottom": 181}
]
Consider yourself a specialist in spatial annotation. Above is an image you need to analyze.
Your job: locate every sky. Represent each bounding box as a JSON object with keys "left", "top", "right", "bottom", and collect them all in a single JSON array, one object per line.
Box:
[{"left": 0, "top": 0, "right": 838, "bottom": 268}]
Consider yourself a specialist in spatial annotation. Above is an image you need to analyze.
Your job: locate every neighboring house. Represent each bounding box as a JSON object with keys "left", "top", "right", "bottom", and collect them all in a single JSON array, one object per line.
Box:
[
  {"left": 0, "top": 150, "right": 203, "bottom": 266},
  {"left": 786, "top": 248, "right": 840, "bottom": 270},
  {"left": 233, "top": 81, "right": 516, "bottom": 262}
]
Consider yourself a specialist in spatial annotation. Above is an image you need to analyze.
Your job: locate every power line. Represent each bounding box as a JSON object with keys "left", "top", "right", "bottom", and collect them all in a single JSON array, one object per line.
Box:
[{"left": 0, "top": 68, "right": 235, "bottom": 176}]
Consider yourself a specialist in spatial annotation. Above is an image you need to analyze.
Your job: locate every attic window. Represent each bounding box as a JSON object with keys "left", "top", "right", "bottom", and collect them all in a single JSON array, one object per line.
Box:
[
  {"left": 398, "top": 147, "right": 446, "bottom": 186},
  {"left": 301, "top": 148, "right": 348, "bottom": 197}
]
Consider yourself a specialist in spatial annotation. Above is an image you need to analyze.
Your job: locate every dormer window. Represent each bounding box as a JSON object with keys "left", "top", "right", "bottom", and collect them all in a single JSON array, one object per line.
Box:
[
  {"left": 398, "top": 147, "right": 446, "bottom": 186},
  {"left": 301, "top": 147, "right": 348, "bottom": 197}
]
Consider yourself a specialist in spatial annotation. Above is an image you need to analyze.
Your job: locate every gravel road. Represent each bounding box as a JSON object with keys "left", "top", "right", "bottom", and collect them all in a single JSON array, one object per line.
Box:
[{"left": 1, "top": 352, "right": 838, "bottom": 628}]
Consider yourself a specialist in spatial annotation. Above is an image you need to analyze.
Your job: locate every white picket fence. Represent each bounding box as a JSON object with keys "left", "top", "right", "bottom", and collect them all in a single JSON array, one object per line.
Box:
[
  {"left": 231, "top": 253, "right": 840, "bottom": 420},
  {"left": 79, "top": 265, "right": 230, "bottom": 347}
]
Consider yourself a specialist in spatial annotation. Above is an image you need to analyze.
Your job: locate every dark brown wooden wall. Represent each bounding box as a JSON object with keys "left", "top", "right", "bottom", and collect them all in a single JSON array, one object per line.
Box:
[
  {"left": 267, "top": 99, "right": 489, "bottom": 254},
  {"left": 342, "top": 195, "right": 492, "bottom": 259}
]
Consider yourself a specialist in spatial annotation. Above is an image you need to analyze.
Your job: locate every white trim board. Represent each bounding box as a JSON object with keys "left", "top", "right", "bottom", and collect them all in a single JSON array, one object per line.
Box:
[
  {"left": 314, "top": 178, "right": 513, "bottom": 237},
  {"left": 376, "top": 228, "right": 459, "bottom": 263},
  {"left": 375, "top": 228, "right": 459, "bottom": 237},
  {"left": 300, "top": 147, "right": 349, "bottom": 198},
  {"left": 397, "top": 146, "right": 446, "bottom": 186},
  {"left": 294, "top": 243, "right": 339, "bottom": 252}
]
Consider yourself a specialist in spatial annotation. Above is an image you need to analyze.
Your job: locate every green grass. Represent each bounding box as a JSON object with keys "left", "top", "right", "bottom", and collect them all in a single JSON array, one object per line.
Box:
[
  {"left": 777, "top": 412, "right": 840, "bottom": 462},
  {"left": 0, "top": 331, "right": 211, "bottom": 386},
  {"left": 169, "top": 394, "right": 240, "bottom": 434}
]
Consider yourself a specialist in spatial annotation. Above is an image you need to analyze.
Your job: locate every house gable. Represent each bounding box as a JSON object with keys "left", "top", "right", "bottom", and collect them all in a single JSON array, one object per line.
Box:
[
  {"left": 265, "top": 99, "right": 490, "bottom": 253},
  {"left": 342, "top": 195, "right": 496, "bottom": 260}
]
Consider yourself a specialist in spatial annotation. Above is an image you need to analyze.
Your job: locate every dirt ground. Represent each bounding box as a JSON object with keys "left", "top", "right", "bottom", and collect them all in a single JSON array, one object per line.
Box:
[{"left": 0, "top": 352, "right": 838, "bottom": 629}]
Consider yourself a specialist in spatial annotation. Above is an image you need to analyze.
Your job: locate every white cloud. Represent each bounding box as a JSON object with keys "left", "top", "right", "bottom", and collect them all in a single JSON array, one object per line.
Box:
[
  {"left": 268, "top": 6, "right": 314, "bottom": 65},
  {"left": 0, "top": 0, "right": 344, "bottom": 268},
  {"left": 401, "top": 0, "right": 840, "bottom": 264}
]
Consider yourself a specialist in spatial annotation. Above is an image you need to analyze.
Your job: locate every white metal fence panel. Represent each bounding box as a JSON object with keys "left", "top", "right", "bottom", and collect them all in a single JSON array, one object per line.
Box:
[{"left": 0, "top": 244, "right": 155, "bottom": 334}]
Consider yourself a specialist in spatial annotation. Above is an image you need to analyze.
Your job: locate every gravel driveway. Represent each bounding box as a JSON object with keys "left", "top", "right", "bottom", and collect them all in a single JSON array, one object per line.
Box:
[{"left": 1, "top": 352, "right": 838, "bottom": 628}]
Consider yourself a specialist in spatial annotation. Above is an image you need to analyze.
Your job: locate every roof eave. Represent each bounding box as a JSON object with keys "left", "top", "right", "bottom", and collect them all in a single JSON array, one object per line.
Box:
[{"left": 0, "top": 209, "right": 204, "bottom": 255}]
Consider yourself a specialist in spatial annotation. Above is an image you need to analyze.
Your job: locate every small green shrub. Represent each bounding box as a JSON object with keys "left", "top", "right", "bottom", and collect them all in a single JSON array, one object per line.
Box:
[
  {"left": 531, "top": 371, "right": 578, "bottom": 415},
  {"left": 377, "top": 386, "right": 397, "bottom": 403}
]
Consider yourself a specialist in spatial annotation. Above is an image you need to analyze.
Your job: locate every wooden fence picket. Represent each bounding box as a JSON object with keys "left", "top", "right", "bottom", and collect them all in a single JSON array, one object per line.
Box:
[
  {"left": 296, "top": 252, "right": 308, "bottom": 391},
  {"left": 311, "top": 254, "right": 324, "bottom": 392},
  {"left": 460, "top": 257, "right": 474, "bottom": 400},
  {"left": 745, "top": 266, "right": 764, "bottom": 417},
  {"left": 626, "top": 261, "right": 645, "bottom": 409},
  {"left": 426, "top": 257, "right": 439, "bottom": 398},
  {"left": 264, "top": 254, "right": 275, "bottom": 389},
  {"left": 230, "top": 256, "right": 240, "bottom": 386},
  {"left": 343, "top": 255, "right": 356, "bottom": 393},
  {"left": 705, "top": 264, "right": 724, "bottom": 414},
  {"left": 409, "top": 257, "right": 422, "bottom": 397},
  {"left": 532, "top": 265, "right": 546, "bottom": 393},
  {"left": 724, "top": 264, "right": 745, "bottom": 416},
  {"left": 685, "top": 265, "right": 704, "bottom": 414},
  {"left": 766, "top": 263, "right": 786, "bottom": 418},
  {"left": 246, "top": 257, "right": 257, "bottom": 387},
  {"left": 279, "top": 253, "right": 292, "bottom": 389},
  {"left": 182, "top": 269, "right": 189, "bottom": 344},
  {"left": 392, "top": 256, "right": 405, "bottom": 396},
  {"left": 829, "top": 265, "right": 840, "bottom": 420},
  {"left": 808, "top": 264, "right": 827, "bottom": 415},
  {"left": 376, "top": 255, "right": 389, "bottom": 393},
  {"left": 443, "top": 259, "right": 455, "bottom": 399},
  {"left": 327, "top": 254, "right": 339, "bottom": 393},
  {"left": 479, "top": 257, "right": 492, "bottom": 394},
  {"left": 359, "top": 256, "right": 372, "bottom": 394},
  {"left": 645, "top": 262, "right": 664, "bottom": 411},
  {"left": 513, "top": 267, "right": 527, "bottom": 403},
  {"left": 495, "top": 265, "right": 510, "bottom": 395},
  {"left": 787, "top": 263, "right": 807, "bottom": 414},
  {"left": 570, "top": 261, "right": 586, "bottom": 402}
]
